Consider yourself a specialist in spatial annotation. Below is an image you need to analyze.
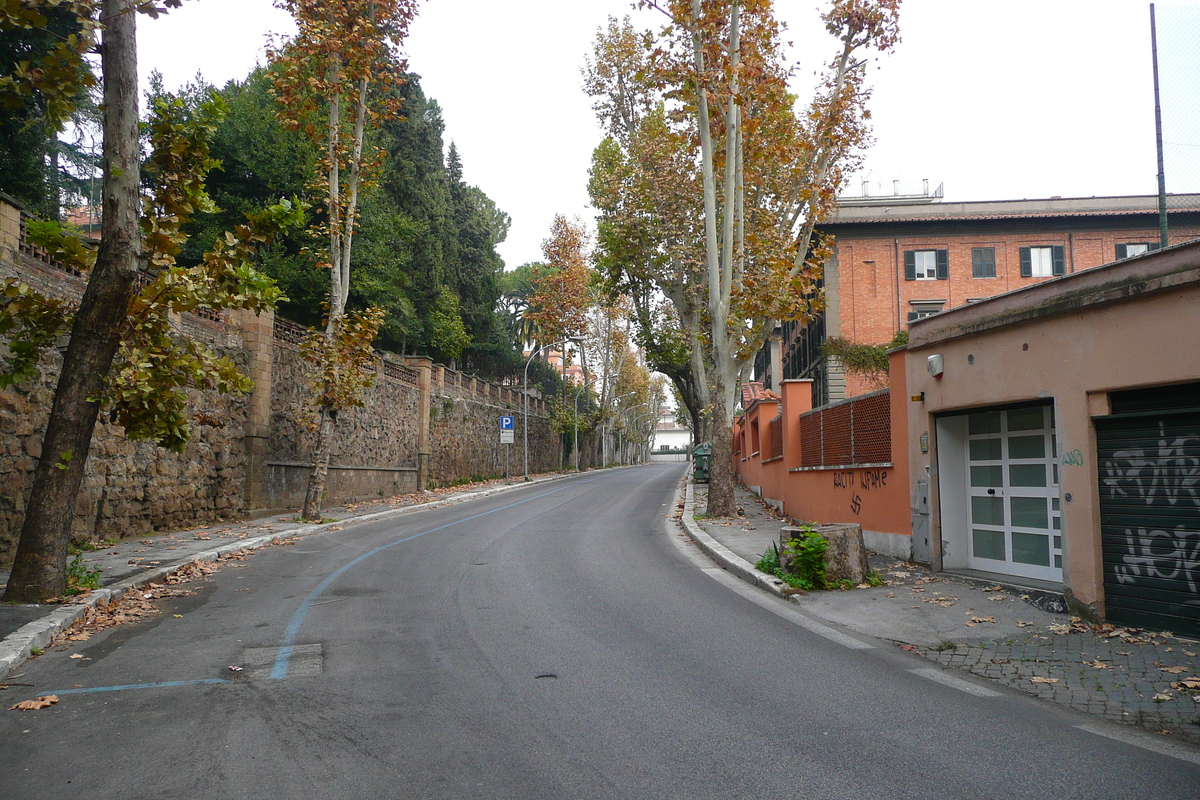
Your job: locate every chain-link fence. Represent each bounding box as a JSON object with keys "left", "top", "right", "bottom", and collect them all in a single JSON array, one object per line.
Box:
[{"left": 1154, "top": 4, "right": 1199, "bottom": 223}]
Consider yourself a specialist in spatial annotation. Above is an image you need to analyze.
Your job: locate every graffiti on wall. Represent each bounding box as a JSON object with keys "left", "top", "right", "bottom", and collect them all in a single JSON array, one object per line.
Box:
[
  {"left": 1101, "top": 422, "right": 1200, "bottom": 595},
  {"left": 832, "top": 468, "right": 888, "bottom": 516}
]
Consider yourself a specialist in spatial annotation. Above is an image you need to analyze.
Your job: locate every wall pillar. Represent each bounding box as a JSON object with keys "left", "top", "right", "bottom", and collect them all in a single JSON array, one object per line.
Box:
[
  {"left": 0, "top": 195, "right": 22, "bottom": 257},
  {"left": 405, "top": 356, "right": 434, "bottom": 490},
  {"left": 780, "top": 379, "right": 814, "bottom": 472},
  {"left": 239, "top": 307, "right": 274, "bottom": 508}
]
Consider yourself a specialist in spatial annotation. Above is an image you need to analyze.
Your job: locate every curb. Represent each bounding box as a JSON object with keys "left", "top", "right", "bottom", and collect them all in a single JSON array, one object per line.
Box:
[
  {"left": 0, "top": 470, "right": 582, "bottom": 681},
  {"left": 676, "top": 479, "right": 791, "bottom": 599}
]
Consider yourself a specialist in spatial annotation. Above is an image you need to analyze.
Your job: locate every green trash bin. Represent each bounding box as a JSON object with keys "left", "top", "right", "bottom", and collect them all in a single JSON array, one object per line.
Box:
[{"left": 692, "top": 442, "right": 712, "bottom": 483}]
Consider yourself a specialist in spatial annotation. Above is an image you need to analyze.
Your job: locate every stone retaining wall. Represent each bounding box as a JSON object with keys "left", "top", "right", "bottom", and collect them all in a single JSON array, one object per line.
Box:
[{"left": 0, "top": 196, "right": 560, "bottom": 558}]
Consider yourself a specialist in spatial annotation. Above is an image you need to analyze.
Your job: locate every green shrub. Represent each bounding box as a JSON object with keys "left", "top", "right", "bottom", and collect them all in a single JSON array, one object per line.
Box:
[
  {"left": 780, "top": 528, "right": 828, "bottom": 590},
  {"left": 754, "top": 529, "right": 830, "bottom": 592},
  {"left": 65, "top": 555, "right": 101, "bottom": 594}
]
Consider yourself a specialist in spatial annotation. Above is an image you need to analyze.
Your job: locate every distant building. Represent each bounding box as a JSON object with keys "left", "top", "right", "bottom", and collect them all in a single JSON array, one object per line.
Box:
[
  {"left": 651, "top": 408, "right": 691, "bottom": 452},
  {"left": 527, "top": 347, "right": 585, "bottom": 386}
]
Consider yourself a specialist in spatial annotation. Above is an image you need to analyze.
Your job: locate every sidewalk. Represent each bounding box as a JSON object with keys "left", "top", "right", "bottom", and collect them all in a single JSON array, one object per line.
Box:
[
  {"left": 0, "top": 472, "right": 576, "bottom": 680},
  {"left": 681, "top": 478, "right": 1200, "bottom": 745}
]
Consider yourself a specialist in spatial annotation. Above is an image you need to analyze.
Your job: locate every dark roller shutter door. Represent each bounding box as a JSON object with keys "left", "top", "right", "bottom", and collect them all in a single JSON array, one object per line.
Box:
[{"left": 1095, "top": 383, "right": 1200, "bottom": 635}]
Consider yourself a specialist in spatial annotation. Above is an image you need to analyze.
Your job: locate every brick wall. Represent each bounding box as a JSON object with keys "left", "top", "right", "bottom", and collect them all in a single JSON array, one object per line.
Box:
[{"left": 825, "top": 221, "right": 1200, "bottom": 398}]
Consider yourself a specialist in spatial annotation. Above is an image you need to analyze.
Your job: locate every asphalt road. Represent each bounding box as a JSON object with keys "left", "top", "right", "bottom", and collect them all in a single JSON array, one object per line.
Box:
[{"left": 1, "top": 464, "right": 1196, "bottom": 799}]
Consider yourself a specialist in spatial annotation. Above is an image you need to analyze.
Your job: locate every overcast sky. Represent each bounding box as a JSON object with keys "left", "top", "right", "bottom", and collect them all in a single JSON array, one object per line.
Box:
[{"left": 138, "top": 0, "right": 1200, "bottom": 269}]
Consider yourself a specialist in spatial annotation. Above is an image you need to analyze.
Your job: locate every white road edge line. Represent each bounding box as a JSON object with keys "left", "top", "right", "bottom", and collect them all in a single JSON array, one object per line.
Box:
[
  {"left": 908, "top": 667, "right": 1002, "bottom": 697},
  {"left": 1076, "top": 722, "right": 1200, "bottom": 766},
  {"left": 697, "top": 565, "right": 874, "bottom": 650}
]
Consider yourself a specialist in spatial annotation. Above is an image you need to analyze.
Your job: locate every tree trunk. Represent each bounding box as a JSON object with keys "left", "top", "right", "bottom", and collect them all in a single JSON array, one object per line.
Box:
[
  {"left": 301, "top": 402, "right": 335, "bottom": 521},
  {"left": 706, "top": 392, "right": 736, "bottom": 517},
  {"left": 3, "top": 1, "right": 140, "bottom": 603}
]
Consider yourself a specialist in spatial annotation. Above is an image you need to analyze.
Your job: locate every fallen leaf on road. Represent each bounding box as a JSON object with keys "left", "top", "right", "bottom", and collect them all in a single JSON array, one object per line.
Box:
[
  {"left": 10, "top": 695, "right": 58, "bottom": 711},
  {"left": 1116, "top": 651, "right": 1132, "bottom": 656},
  {"left": 992, "top": 658, "right": 1010, "bottom": 664},
  {"left": 970, "top": 616, "right": 996, "bottom": 624},
  {"left": 1085, "top": 660, "right": 1111, "bottom": 669},
  {"left": 1185, "top": 650, "right": 1197, "bottom": 657},
  {"left": 987, "top": 594, "right": 1006, "bottom": 602},
  {"left": 885, "top": 593, "right": 895, "bottom": 598},
  {"left": 1171, "top": 678, "right": 1200, "bottom": 690},
  {"left": 1030, "top": 677, "right": 1058, "bottom": 684},
  {"left": 68, "top": 654, "right": 83, "bottom": 660},
  {"left": 1158, "top": 665, "right": 1189, "bottom": 674},
  {"left": 898, "top": 644, "right": 919, "bottom": 652},
  {"left": 1153, "top": 693, "right": 1172, "bottom": 702},
  {"left": 982, "top": 585, "right": 1003, "bottom": 592},
  {"left": 1017, "top": 622, "right": 1033, "bottom": 628}
]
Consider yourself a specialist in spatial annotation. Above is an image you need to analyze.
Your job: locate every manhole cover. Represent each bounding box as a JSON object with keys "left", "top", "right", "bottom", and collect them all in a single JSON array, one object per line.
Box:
[{"left": 234, "top": 643, "right": 324, "bottom": 679}]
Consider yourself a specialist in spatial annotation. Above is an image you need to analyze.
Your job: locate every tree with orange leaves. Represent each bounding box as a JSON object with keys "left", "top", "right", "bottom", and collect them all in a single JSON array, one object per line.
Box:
[
  {"left": 269, "top": 0, "right": 419, "bottom": 521},
  {"left": 589, "top": 1, "right": 900, "bottom": 516},
  {"left": 527, "top": 215, "right": 594, "bottom": 349}
]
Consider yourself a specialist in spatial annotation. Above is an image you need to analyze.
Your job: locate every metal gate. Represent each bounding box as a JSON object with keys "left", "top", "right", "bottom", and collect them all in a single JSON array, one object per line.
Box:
[{"left": 1095, "top": 382, "right": 1200, "bottom": 635}]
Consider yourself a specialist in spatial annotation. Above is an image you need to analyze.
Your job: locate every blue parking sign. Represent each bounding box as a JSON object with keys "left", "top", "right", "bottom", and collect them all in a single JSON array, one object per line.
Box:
[{"left": 499, "top": 415, "right": 515, "bottom": 430}]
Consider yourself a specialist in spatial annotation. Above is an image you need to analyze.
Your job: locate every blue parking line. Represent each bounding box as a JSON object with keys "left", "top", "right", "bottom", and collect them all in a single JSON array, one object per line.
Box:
[
  {"left": 47, "top": 679, "right": 228, "bottom": 696},
  {"left": 270, "top": 476, "right": 600, "bottom": 679}
]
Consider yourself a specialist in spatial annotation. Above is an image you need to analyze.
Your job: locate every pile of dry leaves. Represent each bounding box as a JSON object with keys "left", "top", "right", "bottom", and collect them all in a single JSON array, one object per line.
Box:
[{"left": 49, "top": 550, "right": 254, "bottom": 648}]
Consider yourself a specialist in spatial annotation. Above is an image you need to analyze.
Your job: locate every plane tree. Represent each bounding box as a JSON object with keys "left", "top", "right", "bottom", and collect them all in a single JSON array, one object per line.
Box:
[{"left": 587, "top": 1, "right": 899, "bottom": 515}]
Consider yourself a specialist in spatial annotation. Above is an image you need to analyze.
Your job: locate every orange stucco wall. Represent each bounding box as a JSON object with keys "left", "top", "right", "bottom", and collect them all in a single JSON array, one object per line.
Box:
[
  {"left": 733, "top": 362, "right": 911, "bottom": 552},
  {"left": 904, "top": 241, "right": 1200, "bottom": 618}
]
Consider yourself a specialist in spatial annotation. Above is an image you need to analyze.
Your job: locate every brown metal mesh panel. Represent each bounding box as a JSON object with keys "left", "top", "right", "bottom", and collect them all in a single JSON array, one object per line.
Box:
[
  {"left": 852, "top": 392, "right": 892, "bottom": 464},
  {"left": 768, "top": 415, "right": 783, "bottom": 459},
  {"left": 798, "top": 390, "right": 892, "bottom": 467},
  {"left": 823, "top": 403, "right": 853, "bottom": 465},
  {"left": 799, "top": 412, "right": 821, "bottom": 467}
]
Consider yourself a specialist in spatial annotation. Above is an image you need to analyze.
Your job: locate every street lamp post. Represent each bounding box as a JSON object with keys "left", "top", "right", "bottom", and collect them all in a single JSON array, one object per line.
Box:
[
  {"left": 573, "top": 376, "right": 598, "bottom": 472},
  {"left": 523, "top": 337, "right": 580, "bottom": 481}
]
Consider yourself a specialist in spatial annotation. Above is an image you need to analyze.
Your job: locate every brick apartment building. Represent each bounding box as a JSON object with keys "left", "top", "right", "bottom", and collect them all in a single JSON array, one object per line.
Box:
[{"left": 758, "top": 191, "right": 1200, "bottom": 405}]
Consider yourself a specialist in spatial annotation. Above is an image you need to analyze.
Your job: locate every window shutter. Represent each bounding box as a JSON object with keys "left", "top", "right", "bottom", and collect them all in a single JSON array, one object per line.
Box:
[
  {"left": 936, "top": 249, "right": 949, "bottom": 280},
  {"left": 1052, "top": 245, "right": 1065, "bottom": 276},
  {"left": 904, "top": 250, "right": 916, "bottom": 281},
  {"left": 971, "top": 248, "right": 983, "bottom": 278},
  {"left": 1019, "top": 247, "right": 1032, "bottom": 278},
  {"left": 907, "top": 311, "right": 919, "bottom": 323},
  {"left": 1115, "top": 243, "right": 1128, "bottom": 260}
]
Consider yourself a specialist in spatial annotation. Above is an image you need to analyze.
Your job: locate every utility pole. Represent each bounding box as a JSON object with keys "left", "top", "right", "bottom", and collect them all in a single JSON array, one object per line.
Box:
[{"left": 1151, "top": 3, "right": 1169, "bottom": 248}]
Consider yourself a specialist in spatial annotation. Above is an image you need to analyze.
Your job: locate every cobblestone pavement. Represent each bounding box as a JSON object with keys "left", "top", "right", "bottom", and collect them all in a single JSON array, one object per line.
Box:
[
  {"left": 920, "top": 626, "right": 1200, "bottom": 743},
  {"left": 688, "top": 478, "right": 1200, "bottom": 746}
]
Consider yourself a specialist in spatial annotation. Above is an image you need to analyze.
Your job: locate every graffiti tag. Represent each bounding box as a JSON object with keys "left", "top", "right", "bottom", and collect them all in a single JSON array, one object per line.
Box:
[
  {"left": 1102, "top": 421, "right": 1200, "bottom": 599},
  {"left": 1061, "top": 449, "right": 1084, "bottom": 467}
]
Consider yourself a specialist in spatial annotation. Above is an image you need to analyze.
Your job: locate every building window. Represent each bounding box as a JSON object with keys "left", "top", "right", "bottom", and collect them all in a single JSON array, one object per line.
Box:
[
  {"left": 1116, "top": 242, "right": 1159, "bottom": 259},
  {"left": 904, "top": 249, "right": 948, "bottom": 281},
  {"left": 971, "top": 247, "right": 996, "bottom": 278},
  {"left": 907, "top": 300, "right": 946, "bottom": 323},
  {"left": 1019, "top": 245, "right": 1065, "bottom": 278}
]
